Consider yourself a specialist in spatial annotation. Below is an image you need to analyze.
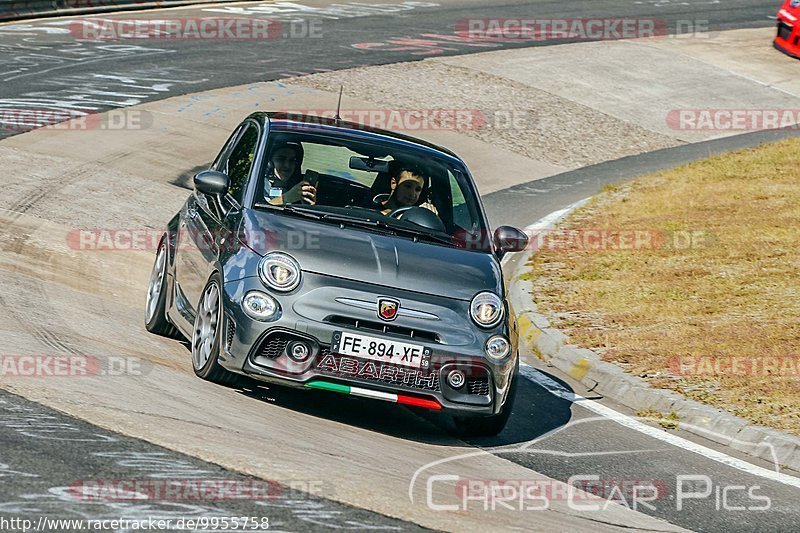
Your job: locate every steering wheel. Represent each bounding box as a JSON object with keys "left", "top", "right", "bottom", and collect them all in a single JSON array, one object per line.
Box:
[{"left": 387, "top": 206, "right": 414, "bottom": 219}]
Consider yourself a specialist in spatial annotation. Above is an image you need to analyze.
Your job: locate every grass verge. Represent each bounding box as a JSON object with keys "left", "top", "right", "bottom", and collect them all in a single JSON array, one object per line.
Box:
[{"left": 526, "top": 138, "right": 800, "bottom": 436}]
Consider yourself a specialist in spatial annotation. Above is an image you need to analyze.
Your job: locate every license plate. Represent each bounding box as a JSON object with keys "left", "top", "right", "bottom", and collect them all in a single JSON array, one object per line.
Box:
[{"left": 331, "top": 331, "right": 431, "bottom": 369}]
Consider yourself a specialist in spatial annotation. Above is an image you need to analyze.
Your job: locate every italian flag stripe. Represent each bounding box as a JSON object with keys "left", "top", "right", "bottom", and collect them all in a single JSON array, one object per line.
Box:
[
  {"left": 305, "top": 380, "right": 441, "bottom": 410},
  {"left": 306, "top": 381, "right": 349, "bottom": 394},
  {"left": 350, "top": 386, "right": 397, "bottom": 402}
]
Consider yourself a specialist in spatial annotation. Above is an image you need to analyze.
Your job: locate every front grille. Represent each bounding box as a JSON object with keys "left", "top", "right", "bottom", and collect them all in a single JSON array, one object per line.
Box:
[
  {"left": 778, "top": 22, "right": 792, "bottom": 40},
  {"left": 467, "top": 377, "right": 490, "bottom": 396},
  {"left": 326, "top": 316, "right": 439, "bottom": 343},
  {"left": 316, "top": 348, "right": 440, "bottom": 392}
]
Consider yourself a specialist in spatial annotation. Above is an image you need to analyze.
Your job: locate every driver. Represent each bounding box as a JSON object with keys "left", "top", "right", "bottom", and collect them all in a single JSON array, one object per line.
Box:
[
  {"left": 379, "top": 164, "right": 426, "bottom": 215},
  {"left": 264, "top": 141, "right": 317, "bottom": 205}
]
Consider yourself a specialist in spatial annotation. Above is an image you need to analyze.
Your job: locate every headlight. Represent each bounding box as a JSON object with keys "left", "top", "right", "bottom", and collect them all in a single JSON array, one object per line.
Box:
[
  {"left": 242, "top": 291, "right": 279, "bottom": 321},
  {"left": 470, "top": 292, "right": 504, "bottom": 328},
  {"left": 259, "top": 253, "right": 301, "bottom": 292},
  {"left": 485, "top": 335, "right": 511, "bottom": 360}
]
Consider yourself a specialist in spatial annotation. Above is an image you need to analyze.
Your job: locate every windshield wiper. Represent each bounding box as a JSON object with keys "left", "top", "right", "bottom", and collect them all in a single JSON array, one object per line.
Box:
[
  {"left": 253, "top": 203, "right": 324, "bottom": 218},
  {"left": 257, "top": 203, "right": 455, "bottom": 245},
  {"left": 389, "top": 226, "right": 454, "bottom": 246}
]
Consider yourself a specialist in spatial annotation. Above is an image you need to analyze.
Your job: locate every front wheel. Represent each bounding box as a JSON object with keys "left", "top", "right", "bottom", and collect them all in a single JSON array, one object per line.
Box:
[
  {"left": 453, "top": 372, "right": 517, "bottom": 438},
  {"left": 191, "top": 275, "right": 239, "bottom": 386}
]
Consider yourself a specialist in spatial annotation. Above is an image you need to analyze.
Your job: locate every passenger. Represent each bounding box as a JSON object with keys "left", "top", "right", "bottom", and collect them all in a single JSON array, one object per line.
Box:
[
  {"left": 264, "top": 142, "right": 317, "bottom": 205},
  {"left": 379, "top": 165, "right": 427, "bottom": 215}
]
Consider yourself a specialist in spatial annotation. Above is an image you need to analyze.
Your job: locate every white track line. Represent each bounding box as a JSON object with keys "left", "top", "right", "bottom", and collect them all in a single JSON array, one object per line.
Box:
[
  {"left": 523, "top": 198, "right": 591, "bottom": 233},
  {"left": 500, "top": 197, "right": 590, "bottom": 268},
  {"left": 522, "top": 363, "right": 800, "bottom": 489}
]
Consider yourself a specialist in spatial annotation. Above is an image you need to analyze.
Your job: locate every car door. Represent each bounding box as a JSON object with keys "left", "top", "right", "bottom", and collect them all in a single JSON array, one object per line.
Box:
[{"left": 175, "top": 121, "right": 261, "bottom": 318}]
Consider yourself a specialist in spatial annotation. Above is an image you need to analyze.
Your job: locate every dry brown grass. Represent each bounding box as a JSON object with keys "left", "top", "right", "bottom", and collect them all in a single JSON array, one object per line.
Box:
[{"left": 527, "top": 138, "right": 800, "bottom": 435}]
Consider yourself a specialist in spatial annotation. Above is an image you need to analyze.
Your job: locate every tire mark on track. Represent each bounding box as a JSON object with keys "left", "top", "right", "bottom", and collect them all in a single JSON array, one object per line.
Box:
[
  {"left": 0, "top": 277, "right": 85, "bottom": 356},
  {"left": 4, "top": 163, "right": 92, "bottom": 221}
]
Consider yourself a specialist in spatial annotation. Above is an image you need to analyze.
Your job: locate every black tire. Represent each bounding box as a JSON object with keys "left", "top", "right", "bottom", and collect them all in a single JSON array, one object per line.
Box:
[
  {"left": 191, "top": 273, "right": 239, "bottom": 386},
  {"left": 453, "top": 371, "right": 518, "bottom": 438},
  {"left": 144, "top": 238, "right": 182, "bottom": 340}
]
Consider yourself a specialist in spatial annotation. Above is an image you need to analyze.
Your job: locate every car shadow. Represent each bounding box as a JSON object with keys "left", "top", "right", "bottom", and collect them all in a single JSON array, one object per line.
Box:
[
  {"left": 459, "top": 371, "right": 575, "bottom": 447},
  {"left": 232, "top": 377, "right": 463, "bottom": 445},
  {"left": 223, "top": 367, "right": 575, "bottom": 447},
  {"left": 171, "top": 164, "right": 211, "bottom": 190}
]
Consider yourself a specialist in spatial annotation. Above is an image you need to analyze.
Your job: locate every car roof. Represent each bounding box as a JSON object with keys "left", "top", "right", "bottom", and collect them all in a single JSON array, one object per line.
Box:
[{"left": 250, "top": 112, "right": 464, "bottom": 163}]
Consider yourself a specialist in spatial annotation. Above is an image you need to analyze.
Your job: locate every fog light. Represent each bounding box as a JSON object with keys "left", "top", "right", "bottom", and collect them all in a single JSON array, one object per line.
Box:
[
  {"left": 485, "top": 336, "right": 510, "bottom": 360},
  {"left": 242, "top": 291, "right": 279, "bottom": 321},
  {"left": 288, "top": 341, "right": 311, "bottom": 362},
  {"left": 447, "top": 369, "right": 466, "bottom": 389}
]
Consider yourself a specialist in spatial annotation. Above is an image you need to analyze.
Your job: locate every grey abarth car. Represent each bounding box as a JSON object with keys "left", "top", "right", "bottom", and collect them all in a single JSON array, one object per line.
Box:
[{"left": 145, "top": 112, "right": 528, "bottom": 436}]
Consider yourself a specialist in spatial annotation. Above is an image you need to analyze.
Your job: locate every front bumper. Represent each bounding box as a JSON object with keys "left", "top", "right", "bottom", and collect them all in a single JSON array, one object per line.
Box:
[
  {"left": 775, "top": 10, "right": 800, "bottom": 59},
  {"left": 217, "top": 273, "right": 517, "bottom": 415}
]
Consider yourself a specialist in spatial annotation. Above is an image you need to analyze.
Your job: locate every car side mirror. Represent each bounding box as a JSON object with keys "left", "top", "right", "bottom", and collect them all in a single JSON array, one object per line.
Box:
[
  {"left": 194, "top": 170, "right": 230, "bottom": 196},
  {"left": 493, "top": 226, "right": 529, "bottom": 253}
]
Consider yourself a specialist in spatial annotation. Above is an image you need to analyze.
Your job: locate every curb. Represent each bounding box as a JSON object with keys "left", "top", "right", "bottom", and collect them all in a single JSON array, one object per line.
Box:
[{"left": 508, "top": 202, "right": 800, "bottom": 474}]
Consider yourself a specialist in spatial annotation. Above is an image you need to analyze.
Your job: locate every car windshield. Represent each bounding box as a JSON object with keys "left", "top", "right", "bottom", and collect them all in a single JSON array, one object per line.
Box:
[{"left": 253, "top": 129, "right": 489, "bottom": 250}]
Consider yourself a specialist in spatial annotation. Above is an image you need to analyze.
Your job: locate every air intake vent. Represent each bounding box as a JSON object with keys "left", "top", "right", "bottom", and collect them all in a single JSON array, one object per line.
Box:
[
  {"left": 467, "top": 376, "right": 490, "bottom": 396},
  {"left": 256, "top": 333, "right": 294, "bottom": 359},
  {"left": 326, "top": 316, "right": 439, "bottom": 343},
  {"left": 225, "top": 318, "right": 236, "bottom": 351}
]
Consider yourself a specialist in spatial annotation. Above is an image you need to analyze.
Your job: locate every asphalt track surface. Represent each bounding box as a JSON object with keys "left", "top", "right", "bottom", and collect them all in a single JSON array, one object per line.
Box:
[
  {"left": 2, "top": 1, "right": 800, "bottom": 532},
  {"left": 0, "top": 388, "right": 428, "bottom": 531},
  {"left": 0, "top": 0, "right": 778, "bottom": 142}
]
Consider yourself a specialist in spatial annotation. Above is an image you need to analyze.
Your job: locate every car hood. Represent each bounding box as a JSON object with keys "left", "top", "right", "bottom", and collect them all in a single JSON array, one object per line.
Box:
[{"left": 241, "top": 210, "right": 502, "bottom": 301}]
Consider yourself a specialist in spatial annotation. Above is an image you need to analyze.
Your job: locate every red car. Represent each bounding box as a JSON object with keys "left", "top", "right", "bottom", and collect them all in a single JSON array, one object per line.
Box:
[{"left": 775, "top": 0, "right": 800, "bottom": 58}]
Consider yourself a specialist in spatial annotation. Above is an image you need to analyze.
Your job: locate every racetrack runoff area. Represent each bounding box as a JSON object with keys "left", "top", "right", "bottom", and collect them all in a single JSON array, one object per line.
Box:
[{"left": 0, "top": 25, "right": 799, "bottom": 532}]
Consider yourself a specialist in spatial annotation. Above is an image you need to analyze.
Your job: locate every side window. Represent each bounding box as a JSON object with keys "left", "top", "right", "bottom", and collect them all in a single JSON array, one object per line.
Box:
[
  {"left": 225, "top": 124, "right": 259, "bottom": 203},
  {"left": 212, "top": 127, "right": 241, "bottom": 172},
  {"left": 448, "top": 171, "right": 471, "bottom": 229}
]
